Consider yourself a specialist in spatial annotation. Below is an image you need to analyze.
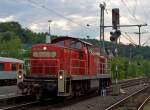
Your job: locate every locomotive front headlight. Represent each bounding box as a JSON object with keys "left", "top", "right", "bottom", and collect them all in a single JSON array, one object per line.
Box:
[
  {"left": 43, "top": 46, "right": 47, "bottom": 50},
  {"left": 59, "top": 75, "right": 63, "bottom": 80},
  {"left": 58, "top": 70, "right": 64, "bottom": 80}
]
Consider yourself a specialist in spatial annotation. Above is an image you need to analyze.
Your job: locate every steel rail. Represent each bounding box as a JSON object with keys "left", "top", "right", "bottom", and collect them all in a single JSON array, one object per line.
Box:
[
  {"left": 105, "top": 85, "right": 150, "bottom": 110},
  {"left": 0, "top": 97, "right": 54, "bottom": 110},
  {"left": 137, "top": 95, "right": 150, "bottom": 110},
  {"left": 1, "top": 100, "right": 40, "bottom": 110}
]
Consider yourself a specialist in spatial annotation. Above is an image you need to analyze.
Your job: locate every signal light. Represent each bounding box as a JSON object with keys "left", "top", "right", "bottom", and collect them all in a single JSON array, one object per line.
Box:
[
  {"left": 110, "top": 30, "right": 121, "bottom": 42},
  {"left": 110, "top": 32, "right": 115, "bottom": 41},
  {"left": 112, "top": 8, "right": 120, "bottom": 29},
  {"left": 115, "top": 30, "right": 121, "bottom": 36},
  {"left": 18, "top": 70, "right": 23, "bottom": 79},
  {"left": 18, "top": 73, "right": 22, "bottom": 79}
]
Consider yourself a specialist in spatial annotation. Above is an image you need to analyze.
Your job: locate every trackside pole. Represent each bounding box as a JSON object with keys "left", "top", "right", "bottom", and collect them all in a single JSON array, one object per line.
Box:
[
  {"left": 111, "top": 8, "right": 121, "bottom": 95},
  {"left": 99, "top": 2, "right": 106, "bottom": 96}
]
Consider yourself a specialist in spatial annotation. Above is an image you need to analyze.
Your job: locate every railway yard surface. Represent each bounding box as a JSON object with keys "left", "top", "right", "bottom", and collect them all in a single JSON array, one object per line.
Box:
[
  {"left": 143, "top": 102, "right": 150, "bottom": 110},
  {"left": 0, "top": 78, "right": 149, "bottom": 110},
  {"left": 0, "top": 86, "right": 18, "bottom": 99},
  {"left": 29, "top": 84, "right": 149, "bottom": 110}
]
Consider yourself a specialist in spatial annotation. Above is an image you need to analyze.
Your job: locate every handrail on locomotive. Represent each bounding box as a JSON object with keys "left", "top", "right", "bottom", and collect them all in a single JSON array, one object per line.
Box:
[{"left": 22, "top": 58, "right": 111, "bottom": 78}]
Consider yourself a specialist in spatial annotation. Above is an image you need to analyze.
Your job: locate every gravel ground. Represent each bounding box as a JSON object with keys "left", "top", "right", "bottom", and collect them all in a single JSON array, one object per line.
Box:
[
  {"left": 38, "top": 84, "right": 146, "bottom": 110},
  {"left": 144, "top": 105, "right": 150, "bottom": 110},
  {"left": 143, "top": 100, "right": 150, "bottom": 110}
]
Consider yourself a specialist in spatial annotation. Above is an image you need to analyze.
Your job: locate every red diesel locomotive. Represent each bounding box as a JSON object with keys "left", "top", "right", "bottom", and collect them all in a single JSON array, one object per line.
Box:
[{"left": 18, "top": 37, "right": 111, "bottom": 98}]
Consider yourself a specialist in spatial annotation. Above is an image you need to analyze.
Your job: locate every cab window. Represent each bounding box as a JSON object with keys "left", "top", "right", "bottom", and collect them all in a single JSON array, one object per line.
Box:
[
  {"left": 70, "top": 41, "right": 82, "bottom": 50},
  {"left": 53, "top": 41, "right": 64, "bottom": 46},
  {"left": 87, "top": 46, "right": 93, "bottom": 53}
]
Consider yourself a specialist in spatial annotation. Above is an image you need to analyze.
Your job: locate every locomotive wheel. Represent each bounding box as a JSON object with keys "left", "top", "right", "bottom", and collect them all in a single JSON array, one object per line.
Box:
[
  {"left": 34, "top": 88, "right": 43, "bottom": 100},
  {"left": 35, "top": 92, "right": 42, "bottom": 100},
  {"left": 22, "top": 88, "right": 28, "bottom": 95},
  {"left": 29, "top": 85, "right": 43, "bottom": 100},
  {"left": 72, "top": 81, "right": 84, "bottom": 97}
]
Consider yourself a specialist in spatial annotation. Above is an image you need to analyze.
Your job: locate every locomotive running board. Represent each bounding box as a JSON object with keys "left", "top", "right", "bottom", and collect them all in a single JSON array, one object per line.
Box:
[{"left": 57, "top": 93, "right": 71, "bottom": 96}]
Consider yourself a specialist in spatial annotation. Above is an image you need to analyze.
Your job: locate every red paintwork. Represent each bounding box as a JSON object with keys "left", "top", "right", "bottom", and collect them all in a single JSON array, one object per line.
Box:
[
  {"left": 99, "top": 56, "right": 107, "bottom": 74},
  {"left": 29, "top": 37, "right": 108, "bottom": 77},
  {"left": 0, "top": 62, "right": 20, "bottom": 71}
]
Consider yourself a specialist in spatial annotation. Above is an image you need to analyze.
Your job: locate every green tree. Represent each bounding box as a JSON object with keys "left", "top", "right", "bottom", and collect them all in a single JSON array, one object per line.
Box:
[{"left": 0, "top": 32, "right": 21, "bottom": 58}]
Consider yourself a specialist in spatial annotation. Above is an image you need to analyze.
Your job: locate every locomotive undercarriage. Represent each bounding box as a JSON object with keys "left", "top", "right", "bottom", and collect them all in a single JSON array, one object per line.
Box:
[{"left": 18, "top": 76, "right": 111, "bottom": 99}]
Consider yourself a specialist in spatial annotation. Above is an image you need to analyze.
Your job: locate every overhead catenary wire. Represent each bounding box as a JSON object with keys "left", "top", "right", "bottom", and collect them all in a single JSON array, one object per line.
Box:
[
  {"left": 25, "top": 0, "right": 99, "bottom": 34},
  {"left": 132, "top": 0, "right": 138, "bottom": 16},
  {"left": 26, "top": 0, "right": 81, "bottom": 26},
  {"left": 121, "top": 33, "right": 137, "bottom": 45},
  {"left": 16, "top": 0, "right": 149, "bottom": 46},
  {"left": 142, "top": 37, "right": 150, "bottom": 46},
  {"left": 124, "top": 32, "right": 137, "bottom": 44},
  {"left": 139, "top": 0, "right": 150, "bottom": 21},
  {"left": 121, "top": 0, "right": 141, "bottom": 23}
]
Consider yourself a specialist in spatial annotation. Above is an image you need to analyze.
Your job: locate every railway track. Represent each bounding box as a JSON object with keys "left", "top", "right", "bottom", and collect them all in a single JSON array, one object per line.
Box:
[
  {"left": 0, "top": 77, "right": 149, "bottom": 110},
  {"left": 106, "top": 77, "right": 149, "bottom": 95},
  {"left": 115, "top": 77, "right": 149, "bottom": 88},
  {"left": 1, "top": 100, "right": 39, "bottom": 110},
  {"left": 0, "top": 95, "right": 37, "bottom": 110},
  {"left": 138, "top": 95, "right": 150, "bottom": 110},
  {"left": 105, "top": 85, "right": 150, "bottom": 110},
  {"left": 0, "top": 91, "right": 98, "bottom": 110}
]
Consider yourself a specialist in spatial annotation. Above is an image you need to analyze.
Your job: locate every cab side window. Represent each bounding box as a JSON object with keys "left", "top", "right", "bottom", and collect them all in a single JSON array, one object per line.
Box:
[
  {"left": 54, "top": 41, "right": 64, "bottom": 46},
  {"left": 70, "top": 41, "right": 82, "bottom": 50},
  {"left": 87, "top": 46, "right": 93, "bottom": 54}
]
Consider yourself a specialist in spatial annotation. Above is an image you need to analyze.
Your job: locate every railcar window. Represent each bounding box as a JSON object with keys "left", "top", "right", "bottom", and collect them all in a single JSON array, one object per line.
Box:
[
  {"left": 19, "top": 64, "right": 23, "bottom": 69},
  {"left": 0, "top": 63, "right": 4, "bottom": 71},
  {"left": 12, "top": 64, "right": 16, "bottom": 71},
  {"left": 33, "top": 51, "right": 56, "bottom": 58}
]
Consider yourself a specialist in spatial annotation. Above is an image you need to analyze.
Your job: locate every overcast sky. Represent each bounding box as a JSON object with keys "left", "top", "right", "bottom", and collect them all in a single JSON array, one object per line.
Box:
[{"left": 0, "top": 0, "right": 150, "bottom": 45}]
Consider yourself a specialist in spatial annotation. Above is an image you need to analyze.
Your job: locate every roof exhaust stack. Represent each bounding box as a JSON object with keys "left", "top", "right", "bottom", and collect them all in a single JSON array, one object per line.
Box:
[
  {"left": 46, "top": 35, "right": 51, "bottom": 43},
  {"left": 46, "top": 20, "right": 52, "bottom": 43}
]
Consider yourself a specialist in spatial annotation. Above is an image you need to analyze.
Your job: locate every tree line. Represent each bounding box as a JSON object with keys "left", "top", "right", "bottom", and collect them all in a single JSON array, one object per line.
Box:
[{"left": 110, "top": 57, "right": 150, "bottom": 80}]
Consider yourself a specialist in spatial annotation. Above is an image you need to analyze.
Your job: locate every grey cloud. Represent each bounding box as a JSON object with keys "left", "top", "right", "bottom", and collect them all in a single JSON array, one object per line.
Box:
[{"left": 0, "top": 0, "right": 150, "bottom": 45}]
